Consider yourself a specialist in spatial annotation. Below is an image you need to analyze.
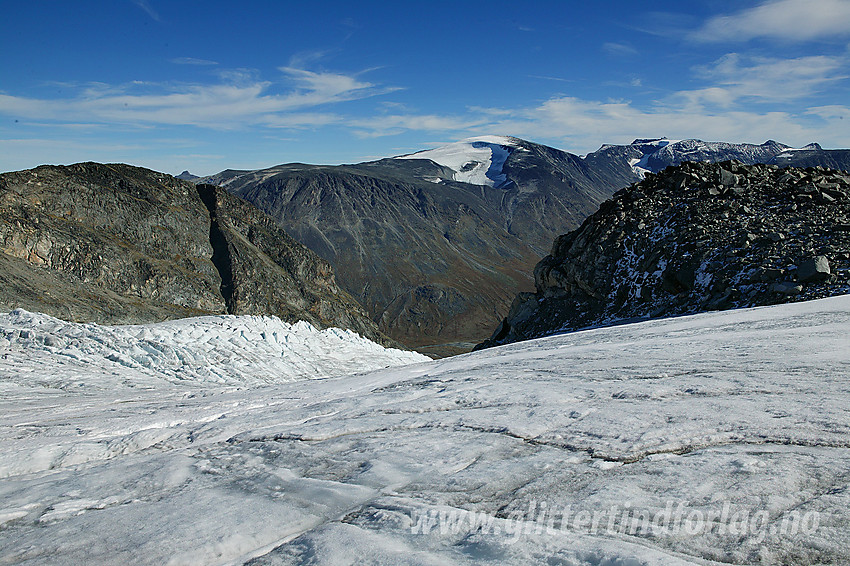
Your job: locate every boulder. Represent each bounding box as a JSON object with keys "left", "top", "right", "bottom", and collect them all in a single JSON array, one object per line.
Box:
[
  {"left": 797, "top": 256, "right": 831, "bottom": 283},
  {"left": 771, "top": 282, "right": 803, "bottom": 295}
]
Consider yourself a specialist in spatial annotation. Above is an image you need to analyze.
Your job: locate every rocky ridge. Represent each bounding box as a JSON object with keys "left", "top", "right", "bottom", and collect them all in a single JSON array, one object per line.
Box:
[
  {"left": 0, "top": 163, "right": 392, "bottom": 346},
  {"left": 478, "top": 161, "right": 850, "bottom": 349}
]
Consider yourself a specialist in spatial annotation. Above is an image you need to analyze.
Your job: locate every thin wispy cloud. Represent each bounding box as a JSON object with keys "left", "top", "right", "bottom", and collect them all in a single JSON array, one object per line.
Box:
[
  {"left": 677, "top": 53, "right": 849, "bottom": 106},
  {"left": 131, "top": 0, "right": 160, "bottom": 22},
  {"left": 692, "top": 0, "right": 850, "bottom": 42},
  {"left": 170, "top": 57, "right": 218, "bottom": 66},
  {"left": 528, "top": 75, "right": 576, "bottom": 83},
  {"left": 347, "top": 48, "right": 850, "bottom": 152},
  {"left": 602, "top": 42, "right": 638, "bottom": 56},
  {"left": 0, "top": 68, "right": 398, "bottom": 130},
  {"left": 287, "top": 50, "right": 334, "bottom": 69},
  {"left": 350, "top": 114, "right": 487, "bottom": 138}
]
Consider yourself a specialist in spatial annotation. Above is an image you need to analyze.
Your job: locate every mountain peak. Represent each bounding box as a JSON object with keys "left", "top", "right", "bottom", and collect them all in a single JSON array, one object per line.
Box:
[
  {"left": 630, "top": 137, "right": 670, "bottom": 145},
  {"left": 176, "top": 170, "right": 200, "bottom": 181}
]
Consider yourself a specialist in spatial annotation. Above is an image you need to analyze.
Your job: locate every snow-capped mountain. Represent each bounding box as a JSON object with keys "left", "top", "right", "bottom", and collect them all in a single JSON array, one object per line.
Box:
[
  {"left": 395, "top": 135, "right": 523, "bottom": 187},
  {"left": 1, "top": 295, "right": 848, "bottom": 564},
  {"left": 588, "top": 138, "right": 850, "bottom": 179},
  {"left": 199, "top": 137, "right": 619, "bottom": 355},
  {"left": 591, "top": 138, "right": 791, "bottom": 178}
]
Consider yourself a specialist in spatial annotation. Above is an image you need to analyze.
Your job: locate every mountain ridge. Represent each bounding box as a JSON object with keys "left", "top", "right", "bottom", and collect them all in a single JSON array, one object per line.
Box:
[
  {"left": 0, "top": 162, "right": 395, "bottom": 346},
  {"left": 201, "top": 137, "right": 625, "bottom": 355},
  {"left": 195, "top": 135, "right": 849, "bottom": 354}
]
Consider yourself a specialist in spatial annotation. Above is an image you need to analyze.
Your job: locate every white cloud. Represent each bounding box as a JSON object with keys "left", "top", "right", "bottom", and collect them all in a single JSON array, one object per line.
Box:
[
  {"left": 277, "top": 67, "right": 399, "bottom": 107},
  {"left": 132, "top": 0, "right": 160, "bottom": 22},
  {"left": 693, "top": 0, "right": 850, "bottom": 42},
  {"left": 483, "top": 96, "right": 842, "bottom": 151},
  {"left": 676, "top": 53, "right": 849, "bottom": 106},
  {"left": 806, "top": 104, "right": 850, "bottom": 120},
  {"left": 0, "top": 68, "right": 396, "bottom": 130},
  {"left": 349, "top": 114, "right": 486, "bottom": 138},
  {"left": 527, "top": 75, "right": 576, "bottom": 83},
  {"left": 339, "top": 43, "right": 847, "bottom": 150}
]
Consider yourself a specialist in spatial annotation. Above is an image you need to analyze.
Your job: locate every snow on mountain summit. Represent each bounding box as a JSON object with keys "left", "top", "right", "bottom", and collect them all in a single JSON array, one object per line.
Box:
[
  {"left": 396, "top": 135, "right": 521, "bottom": 187},
  {"left": 613, "top": 138, "right": 795, "bottom": 178}
]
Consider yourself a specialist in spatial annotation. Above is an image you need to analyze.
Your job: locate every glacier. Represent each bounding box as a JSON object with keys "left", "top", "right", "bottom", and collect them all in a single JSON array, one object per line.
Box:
[
  {"left": 1, "top": 297, "right": 849, "bottom": 564},
  {"left": 396, "top": 135, "right": 519, "bottom": 187}
]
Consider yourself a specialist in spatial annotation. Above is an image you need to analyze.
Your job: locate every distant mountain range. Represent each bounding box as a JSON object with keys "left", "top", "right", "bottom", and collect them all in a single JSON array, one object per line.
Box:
[
  {"left": 196, "top": 137, "right": 623, "bottom": 355},
  {"left": 195, "top": 136, "right": 849, "bottom": 355},
  {"left": 175, "top": 170, "right": 200, "bottom": 181},
  {"left": 1, "top": 136, "right": 847, "bottom": 356}
]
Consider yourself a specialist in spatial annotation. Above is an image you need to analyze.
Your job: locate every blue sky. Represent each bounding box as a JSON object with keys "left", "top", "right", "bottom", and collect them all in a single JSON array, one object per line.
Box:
[{"left": 1, "top": 0, "right": 849, "bottom": 175}]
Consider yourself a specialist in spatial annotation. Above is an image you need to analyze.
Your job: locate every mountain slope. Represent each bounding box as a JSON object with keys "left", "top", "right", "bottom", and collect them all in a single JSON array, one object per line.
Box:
[
  {"left": 220, "top": 162, "right": 538, "bottom": 355},
  {"left": 0, "top": 163, "right": 391, "bottom": 345},
  {"left": 771, "top": 147, "right": 850, "bottom": 171},
  {"left": 210, "top": 137, "right": 627, "bottom": 354},
  {"left": 197, "top": 136, "right": 850, "bottom": 354},
  {"left": 478, "top": 161, "right": 850, "bottom": 349}
]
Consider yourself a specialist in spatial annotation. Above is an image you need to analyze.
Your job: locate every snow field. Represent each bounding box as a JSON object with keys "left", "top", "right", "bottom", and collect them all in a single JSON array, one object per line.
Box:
[
  {"left": 0, "top": 309, "right": 429, "bottom": 390},
  {"left": 396, "top": 136, "right": 518, "bottom": 187},
  {"left": 0, "top": 297, "right": 849, "bottom": 564}
]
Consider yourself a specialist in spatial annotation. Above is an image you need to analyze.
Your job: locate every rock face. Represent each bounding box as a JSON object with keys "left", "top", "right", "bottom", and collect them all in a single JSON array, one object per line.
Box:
[
  {"left": 0, "top": 163, "right": 392, "bottom": 346},
  {"left": 477, "top": 161, "right": 850, "bottom": 349}
]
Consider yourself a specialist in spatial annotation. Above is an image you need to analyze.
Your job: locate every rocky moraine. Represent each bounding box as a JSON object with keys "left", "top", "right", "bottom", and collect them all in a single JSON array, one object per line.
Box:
[{"left": 480, "top": 161, "right": 850, "bottom": 348}]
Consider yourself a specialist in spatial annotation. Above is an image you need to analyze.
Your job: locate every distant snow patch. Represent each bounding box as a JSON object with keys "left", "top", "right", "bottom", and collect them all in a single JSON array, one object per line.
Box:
[{"left": 396, "top": 136, "right": 519, "bottom": 187}]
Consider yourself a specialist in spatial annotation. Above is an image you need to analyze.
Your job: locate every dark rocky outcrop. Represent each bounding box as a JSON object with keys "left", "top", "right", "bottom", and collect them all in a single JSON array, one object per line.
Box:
[
  {"left": 0, "top": 163, "right": 393, "bottom": 346},
  {"left": 477, "top": 161, "right": 850, "bottom": 349}
]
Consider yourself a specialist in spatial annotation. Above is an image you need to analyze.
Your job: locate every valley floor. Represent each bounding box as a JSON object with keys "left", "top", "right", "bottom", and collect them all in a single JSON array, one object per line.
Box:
[{"left": 1, "top": 298, "right": 849, "bottom": 564}]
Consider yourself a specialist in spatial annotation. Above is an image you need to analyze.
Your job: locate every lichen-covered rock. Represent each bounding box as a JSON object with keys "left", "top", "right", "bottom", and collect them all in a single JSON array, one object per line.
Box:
[
  {"left": 0, "top": 163, "right": 394, "bottom": 346},
  {"left": 477, "top": 161, "right": 850, "bottom": 349}
]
